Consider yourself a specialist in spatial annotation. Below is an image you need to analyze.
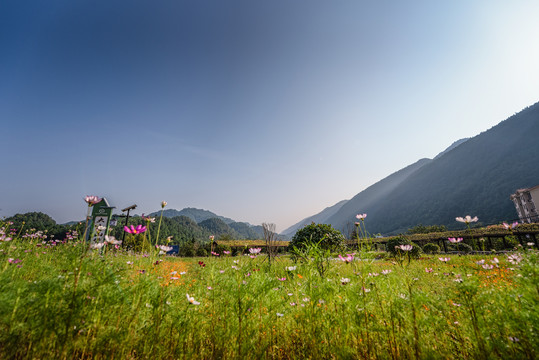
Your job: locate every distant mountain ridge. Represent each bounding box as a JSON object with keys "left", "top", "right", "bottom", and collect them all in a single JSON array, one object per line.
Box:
[
  {"left": 149, "top": 207, "right": 264, "bottom": 239},
  {"left": 149, "top": 207, "right": 236, "bottom": 224},
  {"left": 286, "top": 101, "right": 539, "bottom": 236}
]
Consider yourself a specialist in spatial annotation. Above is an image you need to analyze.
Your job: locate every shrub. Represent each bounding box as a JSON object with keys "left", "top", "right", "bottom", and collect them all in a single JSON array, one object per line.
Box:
[
  {"left": 423, "top": 243, "right": 440, "bottom": 254},
  {"left": 178, "top": 243, "right": 196, "bottom": 257},
  {"left": 288, "top": 223, "right": 345, "bottom": 252},
  {"left": 446, "top": 242, "right": 473, "bottom": 253},
  {"left": 196, "top": 248, "right": 208, "bottom": 257}
]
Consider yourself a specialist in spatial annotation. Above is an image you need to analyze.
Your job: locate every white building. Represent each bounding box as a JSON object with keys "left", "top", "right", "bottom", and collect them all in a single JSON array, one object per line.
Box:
[{"left": 510, "top": 185, "right": 539, "bottom": 223}]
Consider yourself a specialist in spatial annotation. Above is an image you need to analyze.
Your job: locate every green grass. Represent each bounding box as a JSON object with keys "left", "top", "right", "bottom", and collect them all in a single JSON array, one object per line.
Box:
[{"left": 0, "top": 238, "right": 537, "bottom": 359}]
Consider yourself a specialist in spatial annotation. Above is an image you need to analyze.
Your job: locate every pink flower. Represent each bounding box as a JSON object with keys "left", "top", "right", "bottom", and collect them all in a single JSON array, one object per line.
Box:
[
  {"left": 502, "top": 222, "right": 519, "bottom": 229},
  {"left": 456, "top": 215, "right": 478, "bottom": 224},
  {"left": 278, "top": 277, "right": 286, "bottom": 281},
  {"left": 425, "top": 268, "right": 433, "bottom": 273},
  {"left": 249, "top": 248, "right": 262, "bottom": 254},
  {"left": 381, "top": 269, "right": 392, "bottom": 275},
  {"left": 211, "top": 251, "right": 219, "bottom": 256},
  {"left": 482, "top": 264, "right": 494, "bottom": 270},
  {"left": 396, "top": 244, "right": 413, "bottom": 251},
  {"left": 356, "top": 213, "right": 367, "bottom": 220},
  {"left": 209, "top": 235, "right": 215, "bottom": 241},
  {"left": 84, "top": 195, "right": 101, "bottom": 205},
  {"left": 448, "top": 237, "right": 463, "bottom": 243},
  {"left": 338, "top": 253, "right": 354, "bottom": 263},
  {"left": 161, "top": 201, "right": 167, "bottom": 208},
  {"left": 438, "top": 257, "right": 451, "bottom": 262},
  {"left": 124, "top": 225, "right": 147, "bottom": 234},
  {"left": 223, "top": 250, "right": 231, "bottom": 255},
  {"left": 141, "top": 214, "right": 156, "bottom": 223}
]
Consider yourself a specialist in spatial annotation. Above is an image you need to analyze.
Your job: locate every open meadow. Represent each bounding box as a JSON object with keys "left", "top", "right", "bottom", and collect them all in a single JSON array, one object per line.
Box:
[{"left": 0, "top": 231, "right": 537, "bottom": 360}]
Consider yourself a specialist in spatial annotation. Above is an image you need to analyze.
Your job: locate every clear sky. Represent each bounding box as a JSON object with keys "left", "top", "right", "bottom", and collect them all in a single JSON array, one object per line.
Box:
[{"left": 2, "top": 1, "right": 539, "bottom": 232}]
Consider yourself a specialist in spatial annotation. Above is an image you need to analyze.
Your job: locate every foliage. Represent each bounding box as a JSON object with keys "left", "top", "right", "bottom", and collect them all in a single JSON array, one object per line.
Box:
[
  {"left": 448, "top": 242, "right": 473, "bottom": 254},
  {"left": 1, "top": 233, "right": 537, "bottom": 359},
  {"left": 422, "top": 243, "right": 440, "bottom": 254},
  {"left": 290, "top": 240, "right": 332, "bottom": 278},
  {"left": 407, "top": 224, "right": 447, "bottom": 234},
  {"left": 288, "top": 223, "right": 345, "bottom": 252}
]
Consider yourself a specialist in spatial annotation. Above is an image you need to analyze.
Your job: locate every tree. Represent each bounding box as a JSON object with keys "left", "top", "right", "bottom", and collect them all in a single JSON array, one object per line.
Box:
[
  {"left": 262, "top": 223, "right": 279, "bottom": 265},
  {"left": 288, "top": 223, "right": 345, "bottom": 252}
]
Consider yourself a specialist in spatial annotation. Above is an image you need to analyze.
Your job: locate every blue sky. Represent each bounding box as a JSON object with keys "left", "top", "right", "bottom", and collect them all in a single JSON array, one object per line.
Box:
[{"left": 2, "top": 1, "right": 539, "bottom": 232}]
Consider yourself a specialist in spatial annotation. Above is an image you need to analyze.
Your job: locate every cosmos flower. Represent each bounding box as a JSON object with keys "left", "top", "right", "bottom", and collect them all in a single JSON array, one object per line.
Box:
[
  {"left": 396, "top": 244, "right": 413, "bottom": 251},
  {"left": 456, "top": 215, "right": 478, "bottom": 224},
  {"left": 448, "top": 237, "right": 463, "bottom": 243},
  {"left": 286, "top": 266, "right": 297, "bottom": 271},
  {"left": 161, "top": 201, "right": 167, "bottom": 208},
  {"left": 105, "top": 235, "right": 122, "bottom": 245},
  {"left": 141, "top": 214, "right": 156, "bottom": 223},
  {"left": 124, "top": 225, "right": 147, "bottom": 234},
  {"left": 186, "top": 294, "right": 200, "bottom": 305},
  {"left": 157, "top": 245, "right": 173, "bottom": 252},
  {"left": 84, "top": 195, "right": 101, "bottom": 205},
  {"left": 502, "top": 221, "right": 519, "bottom": 229},
  {"left": 507, "top": 254, "right": 523, "bottom": 264},
  {"left": 381, "top": 269, "right": 392, "bottom": 275},
  {"left": 338, "top": 253, "right": 355, "bottom": 263},
  {"left": 356, "top": 213, "right": 367, "bottom": 220},
  {"left": 438, "top": 257, "right": 451, "bottom": 262},
  {"left": 249, "top": 248, "right": 262, "bottom": 254}
]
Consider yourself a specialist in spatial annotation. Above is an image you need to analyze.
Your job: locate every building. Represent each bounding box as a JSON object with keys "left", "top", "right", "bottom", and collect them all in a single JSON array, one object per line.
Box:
[{"left": 510, "top": 185, "right": 539, "bottom": 223}]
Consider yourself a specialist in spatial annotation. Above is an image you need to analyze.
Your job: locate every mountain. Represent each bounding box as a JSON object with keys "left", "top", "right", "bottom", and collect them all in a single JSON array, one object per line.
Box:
[
  {"left": 150, "top": 207, "right": 235, "bottom": 224},
  {"left": 433, "top": 138, "right": 469, "bottom": 159},
  {"left": 288, "top": 101, "right": 539, "bottom": 236},
  {"left": 149, "top": 207, "right": 264, "bottom": 239}
]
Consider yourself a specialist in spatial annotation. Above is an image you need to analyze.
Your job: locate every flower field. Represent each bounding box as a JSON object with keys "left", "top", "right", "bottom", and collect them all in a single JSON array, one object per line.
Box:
[{"left": 0, "top": 236, "right": 537, "bottom": 359}]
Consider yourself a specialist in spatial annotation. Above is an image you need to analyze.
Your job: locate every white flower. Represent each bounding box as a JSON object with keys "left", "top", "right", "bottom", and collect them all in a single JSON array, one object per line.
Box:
[
  {"left": 456, "top": 215, "right": 478, "bottom": 224},
  {"left": 105, "top": 235, "right": 122, "bottom": 245},
  {"left": 186, "top": 294, "right": 200, "bottom": 305},
  {"left": 340, "top": 277, "right": 351, "bottom": 284},
  {"left": 157, "top": 245, "right": 173, "bottom": 252},
  {"left": 90, "top": 242, "right": 105, "bottom": 249},
  {"left": 286, "top": 266, "right": 297, "bottom": 271}
]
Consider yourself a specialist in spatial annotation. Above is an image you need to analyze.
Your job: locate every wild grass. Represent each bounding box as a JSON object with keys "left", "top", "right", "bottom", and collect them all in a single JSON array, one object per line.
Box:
[{"left": 0, "top": 236, "right": 537, "bottom": 359}]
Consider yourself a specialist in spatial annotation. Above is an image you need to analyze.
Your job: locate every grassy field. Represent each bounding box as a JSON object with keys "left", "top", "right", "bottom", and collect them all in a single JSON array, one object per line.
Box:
[{"left": 0, "top": 235, "right": 537, "bottom": 359}]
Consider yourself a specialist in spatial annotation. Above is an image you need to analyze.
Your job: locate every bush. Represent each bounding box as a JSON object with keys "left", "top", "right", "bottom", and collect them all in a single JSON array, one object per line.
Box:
[
  {"left": 450, "top": 243, "right": 473, "bottom": 254},
  {"left": 423, "top": 243, "right": 440, "bottom": 254},
  {"left": 288, "top": 223, "right": 345, "bottom": 252},
  {"left": 196, "top": 248, "right": 208, "bottom": 257},
  {"left": 178, "top": 243, "right": 196, "bottom": 257}
]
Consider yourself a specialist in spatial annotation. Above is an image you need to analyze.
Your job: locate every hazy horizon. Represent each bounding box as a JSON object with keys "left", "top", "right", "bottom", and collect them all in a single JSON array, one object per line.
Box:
[{"left": 2, "top": 1, "right": 539, "bottom": 232}]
